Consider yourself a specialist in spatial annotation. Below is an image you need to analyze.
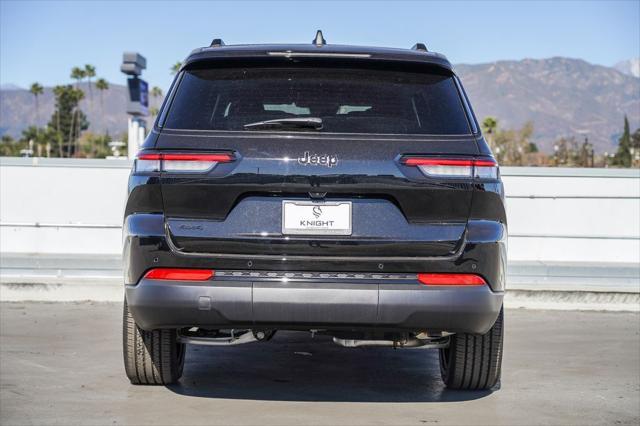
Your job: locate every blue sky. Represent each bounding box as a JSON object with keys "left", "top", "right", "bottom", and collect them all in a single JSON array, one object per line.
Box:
[{"left": 1, "top": 0, "right": 639, "bottom": 91}]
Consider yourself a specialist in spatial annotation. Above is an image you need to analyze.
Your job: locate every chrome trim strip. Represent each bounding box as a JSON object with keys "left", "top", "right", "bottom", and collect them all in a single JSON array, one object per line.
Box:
[
  {"left": 164, "top": 222, "right": 466, "bottom": 262},
  {"left": 216, "top": 270, "right": 418, "bottom": 281}
]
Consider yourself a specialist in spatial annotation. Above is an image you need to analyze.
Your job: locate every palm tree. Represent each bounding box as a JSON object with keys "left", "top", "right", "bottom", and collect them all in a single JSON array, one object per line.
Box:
[
  {"left": 70, "top": 66, "right": 86, "bottom": 89},
  {"left": 84, "top": 64, "right": 96, "bottom": 105},
  {"left": 151, "top": 86, "right": 163, "bottom": 110},
  {"left": 71, "top": 88, "right": 85, "bottom": 157},
  {"left": 95, "top": 78, "right": 109, "bottom": 133},
  {"left": 170, "top": 61, "right": 182, "bottom": 75},
  {"left": 481, "top": 116, "right": 498, "bottom": 150},
  {"left": 29, "top": 82, "right": 44, "bottom": 129},
  {"left": 149, "top": 86, "right": 163, "bottom": 123},
  {"left": 70, "top": 67, "right": 87, "bottom": 153},
  {"left": 151, "top": 86, "right": 163, "bottom": 99}
]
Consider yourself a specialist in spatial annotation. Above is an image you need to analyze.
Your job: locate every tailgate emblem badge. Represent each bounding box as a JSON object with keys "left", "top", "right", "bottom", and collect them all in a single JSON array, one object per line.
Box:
[
  {"left": 298, "top": 152, "right": 338, "bottom": 168},
  {"left": 312, "top": 206, "right": 322, "bottom": 218}
]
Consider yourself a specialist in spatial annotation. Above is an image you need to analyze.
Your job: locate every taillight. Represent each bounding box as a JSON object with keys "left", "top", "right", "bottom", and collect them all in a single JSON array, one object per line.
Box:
[
  {"left": 402, "top": 157, "right": 498, "bottom": 179},
  {"left": 144, "top": 268, "right": 214, "bottom": 281},
  {"left": 135, "top": 152, "right": 234, "bottom": 173},
  {"left": 417, "top": 273, "right": 486, "bottom": 286}
]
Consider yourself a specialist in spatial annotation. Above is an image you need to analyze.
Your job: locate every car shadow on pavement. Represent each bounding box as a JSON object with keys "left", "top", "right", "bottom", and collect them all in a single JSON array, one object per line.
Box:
[{"left": 167, "top": 331, "right": 495, "bottom": 402}]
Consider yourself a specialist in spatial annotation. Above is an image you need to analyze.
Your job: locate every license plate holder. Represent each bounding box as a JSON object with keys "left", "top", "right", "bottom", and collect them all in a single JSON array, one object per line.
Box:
[{"left": 282, "top": 201, "right": 352, "bottom": 236}]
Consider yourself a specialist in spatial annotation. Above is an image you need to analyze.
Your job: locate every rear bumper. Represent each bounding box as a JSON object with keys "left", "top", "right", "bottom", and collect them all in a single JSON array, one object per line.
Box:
[
  {"left": 124, "top": 213, "right": 507, "bottom": 334},
  {"left": 126, "top": 277, "right": 503, "bottom": 334}
]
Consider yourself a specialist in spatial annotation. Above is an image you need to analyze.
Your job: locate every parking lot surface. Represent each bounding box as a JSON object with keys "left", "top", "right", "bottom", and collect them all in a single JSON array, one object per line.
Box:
[{"left": 1, "top": 302, "right": 638, "bottom": 425}]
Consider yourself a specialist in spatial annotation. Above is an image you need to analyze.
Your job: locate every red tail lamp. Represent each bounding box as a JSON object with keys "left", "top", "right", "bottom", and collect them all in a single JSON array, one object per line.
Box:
[
  {"left": 135, "top": 152, "right": 235, "bottom": 173},
  {"left": 144, "top": 268, "right": 214, "bottom": 281},
  {"left": 401, "top": 157, "right": 498, "bottom": 179},
  {"left": 417, "top": 273, "right": 486, "bottom": 286}
]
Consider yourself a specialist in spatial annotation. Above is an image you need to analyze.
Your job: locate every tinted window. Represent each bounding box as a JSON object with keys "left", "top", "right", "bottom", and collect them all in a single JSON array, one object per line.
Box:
[{"left": 164, "top": 66, "right": 471, "bottom": 135}]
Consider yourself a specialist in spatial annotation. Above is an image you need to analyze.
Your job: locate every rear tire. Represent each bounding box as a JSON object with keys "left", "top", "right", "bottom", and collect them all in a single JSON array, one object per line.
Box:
[
  {"left": 439, "top": 307, "right": 503, "bottom": 390},
  {"left": 122, "top": 299, "right": 185, "bottom": 385}
]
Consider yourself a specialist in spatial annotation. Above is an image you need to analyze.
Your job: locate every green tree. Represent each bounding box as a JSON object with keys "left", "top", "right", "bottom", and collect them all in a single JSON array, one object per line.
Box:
[
  {"left": 491, "top": 120, "right": 534, "bottom": 166},
  {"left": 631, "top": 128, "right": 640, "bottom": 167},
  {"left": 170, "top": 61, "right": 182, "bottom": 75},
  {"left": 632, "top": 128, "right": 640, "bottom": 150},
  {"left": 553, "top": 136, "right": 591, "bottom": 167},
  {"left": 77, "top": 132, "right": 112, "bottom": 158},
  {"left": 150, "top": 86, "right": 163, "bottom": 121},
  {"left": 0, "top": 135, "right": 25, "bottom": 156},
  {"left": 526, "top": 142, "right": 539, "bottom": 153},
  {"left": 554, "top": 137, "right": 574, "bottom": 166},
  {"left": 613, "top": 116, "right": 632, "bottom": 167},
  {"left": 20, "top": 125, "right": 57, "bottom": 157},
  {"left": 29, "top": 82, "right": 44, "bottom": 128},
  {"left": 95, "top": 78, "right": 109, "bottom": 133},
  {"left": 48, "top": 85, "right": 89, "bottom": 157},
  {"left": 151, "top": 86, "right": 163, "bottom": 98},
  {"left": 70, "top": 67, "right": 87, "bottom": 150},
  {"left": 573, "top": 138, "right": 595, "bottom": 167},
  {"left": 84, "top": 64, "right": 96, "bottom": 105},
  {"left": 70, "top": 66, "right": 86, "bottom": 88},
  {"left": 481, "top": 116, "right": 498, "bottom": 150}
]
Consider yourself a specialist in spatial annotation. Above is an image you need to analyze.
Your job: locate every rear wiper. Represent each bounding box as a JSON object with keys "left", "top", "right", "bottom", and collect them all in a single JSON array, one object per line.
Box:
[{"left": 243, "top": 117, "right": 323, "bottom": 131}]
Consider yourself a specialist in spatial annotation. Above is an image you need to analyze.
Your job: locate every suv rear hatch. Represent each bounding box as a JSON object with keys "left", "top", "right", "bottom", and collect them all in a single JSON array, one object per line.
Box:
[{"left": 144, "top": 60, "right": 488, "bottom": 260}]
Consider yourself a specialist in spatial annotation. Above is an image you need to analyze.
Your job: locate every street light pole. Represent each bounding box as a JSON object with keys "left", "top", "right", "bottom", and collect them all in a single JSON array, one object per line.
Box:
[{"left": 120, "top": 52, "right": 149, "bottom": 159}]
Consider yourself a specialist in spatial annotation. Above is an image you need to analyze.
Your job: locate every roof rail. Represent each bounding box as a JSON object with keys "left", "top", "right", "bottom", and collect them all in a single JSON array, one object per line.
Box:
[
  {"left": 210, "top": 38, "right": 225, "bottom": 47},
  {"left": 312, "top": 30, "right": 326, "bottom": 46},
  {"left": 412, "top": 43, "right": 428, "bottom": 52}
]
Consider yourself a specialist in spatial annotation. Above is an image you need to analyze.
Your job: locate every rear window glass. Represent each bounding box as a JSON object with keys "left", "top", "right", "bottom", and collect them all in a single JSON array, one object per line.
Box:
[{"left": 164, "top": 66, "right": 471, "bottom": 135}]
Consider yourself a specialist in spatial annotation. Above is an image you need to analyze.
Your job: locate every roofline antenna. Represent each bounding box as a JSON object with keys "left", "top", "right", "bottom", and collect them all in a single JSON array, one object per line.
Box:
[{"left": 313, "top": 30, "right": 326, "bottom": 47}]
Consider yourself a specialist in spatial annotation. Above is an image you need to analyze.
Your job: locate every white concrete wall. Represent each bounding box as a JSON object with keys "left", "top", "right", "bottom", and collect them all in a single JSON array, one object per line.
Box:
[
  {"left": 502, "top": 168, "right": 640, "bottom": 263},
  {"left": 1, "top": 157, "right": 639, "bottom": 263},
  {"left": 0, "top": 158, "right": 129, "bottom": 255}
]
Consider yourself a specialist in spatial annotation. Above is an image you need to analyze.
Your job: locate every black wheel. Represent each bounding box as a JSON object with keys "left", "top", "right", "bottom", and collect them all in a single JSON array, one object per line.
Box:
[
  {"left": 122, "top": 299, "right": 185, "bottom": 385},
  {"left": 439, "top": 307, "right": 503, "bottom": 390}
]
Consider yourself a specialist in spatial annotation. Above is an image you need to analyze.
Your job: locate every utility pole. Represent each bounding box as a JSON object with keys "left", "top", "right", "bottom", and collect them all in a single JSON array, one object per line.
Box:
[{"left": 120, "top": 52, "right": 149, "bottom": 159}]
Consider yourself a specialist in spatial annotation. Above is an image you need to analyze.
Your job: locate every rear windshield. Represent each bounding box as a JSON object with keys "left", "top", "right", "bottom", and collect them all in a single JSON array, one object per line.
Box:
[{"left": 163, "top": 66, "right": 471, "bottom": 135}]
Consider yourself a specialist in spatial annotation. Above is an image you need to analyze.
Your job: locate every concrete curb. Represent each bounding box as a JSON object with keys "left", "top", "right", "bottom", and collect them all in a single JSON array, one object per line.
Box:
[
  {"left": 505, "top": 290, "right": 639, "bottom": 312},
  {"left": 0, "top": 279, "right": 123, "bottom": 302}
]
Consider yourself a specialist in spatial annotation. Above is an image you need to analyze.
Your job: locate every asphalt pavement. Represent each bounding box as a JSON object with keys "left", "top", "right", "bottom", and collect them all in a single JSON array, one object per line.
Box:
[{"left": 0, "top": 302, "right": 638, "bottom": 425}]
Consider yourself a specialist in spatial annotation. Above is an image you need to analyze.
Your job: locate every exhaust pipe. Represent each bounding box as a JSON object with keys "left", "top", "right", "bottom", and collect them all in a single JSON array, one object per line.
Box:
[
  {"left": 333, "top": 335, "right": 449, "bottom": 349},
  {"left": 178, "top": 329, "right": 275, "bottom": 346}
]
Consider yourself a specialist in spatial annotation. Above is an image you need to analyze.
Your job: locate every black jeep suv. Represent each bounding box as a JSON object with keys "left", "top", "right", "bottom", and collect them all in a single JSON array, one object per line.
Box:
[{"left": 123, "top": 33, "right": 506, "bottom": 390}]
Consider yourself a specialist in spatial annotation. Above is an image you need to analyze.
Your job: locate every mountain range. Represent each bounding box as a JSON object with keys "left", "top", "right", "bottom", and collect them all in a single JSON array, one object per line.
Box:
[
  {"left": 1, "top": 57, "right": 639, "bottom": 154},
  {"left": 614, "top": 58, "right": 640, "bottom": 78},
  {"left": 455, "top": 57, "right": 639, "bottom": 153}
]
